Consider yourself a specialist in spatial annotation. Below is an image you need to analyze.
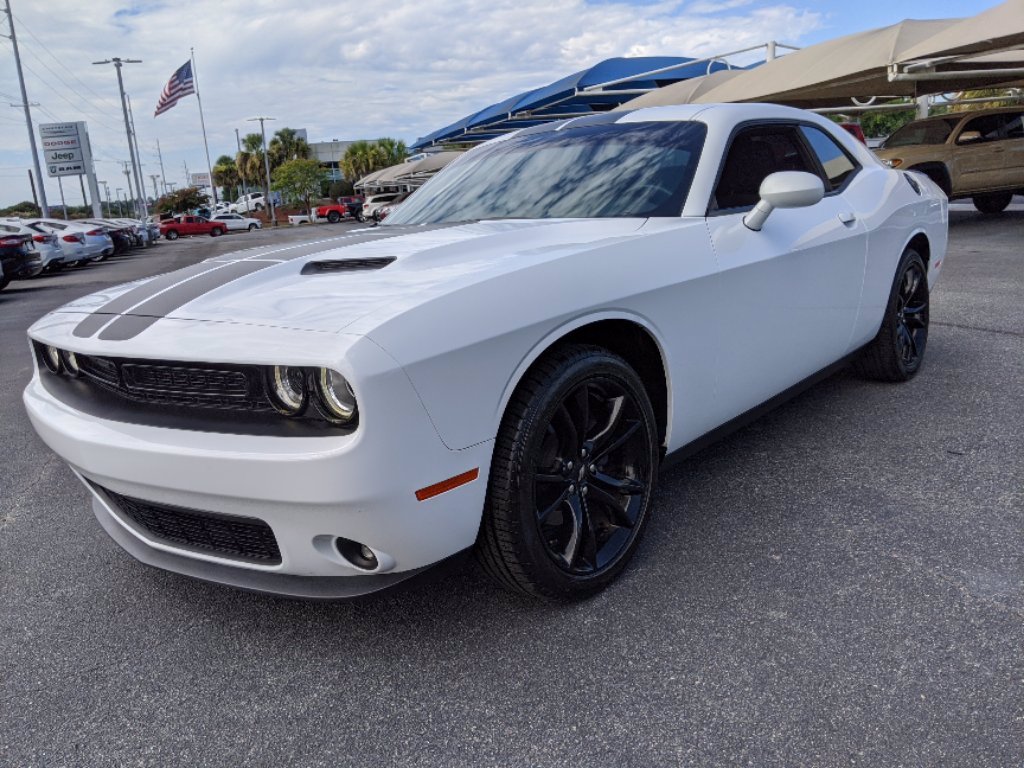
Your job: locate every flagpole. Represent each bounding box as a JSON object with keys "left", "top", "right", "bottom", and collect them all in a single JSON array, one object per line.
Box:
[{"left": 190, "top": 47, "right": 217, "bottom": 204}]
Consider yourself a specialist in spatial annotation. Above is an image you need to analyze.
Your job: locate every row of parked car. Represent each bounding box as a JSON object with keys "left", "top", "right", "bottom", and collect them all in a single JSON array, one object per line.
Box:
[{"left": 0, "top": 216, "right": 158, "bottom": 292}]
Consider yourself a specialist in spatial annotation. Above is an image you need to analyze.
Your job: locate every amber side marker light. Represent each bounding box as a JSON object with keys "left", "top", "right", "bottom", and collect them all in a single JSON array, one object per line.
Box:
[{"left": 415, "top": 468, "right": 480, "bottom": 501}]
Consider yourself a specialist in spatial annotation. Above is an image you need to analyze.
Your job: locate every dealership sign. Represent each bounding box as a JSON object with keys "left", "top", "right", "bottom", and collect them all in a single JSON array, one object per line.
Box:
[
  {"left": 190, "top": 172, "right": 212, "bottom": 187},
  {"left": 39, "top": 122, "right": 92, "bottom": 177}
]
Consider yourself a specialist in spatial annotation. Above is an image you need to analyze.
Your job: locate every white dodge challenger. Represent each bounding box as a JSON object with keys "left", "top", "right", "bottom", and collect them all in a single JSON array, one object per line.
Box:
[{"left": 24, "top": 104, "right": 947, "bottom": 600}]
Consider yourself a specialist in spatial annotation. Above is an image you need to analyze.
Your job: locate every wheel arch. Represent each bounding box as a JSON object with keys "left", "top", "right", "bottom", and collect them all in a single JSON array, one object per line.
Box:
[
  {"left": 496, "top": 313, "right": 672, "bottom": 450},
  {"left": 906, "top": 162, "right": 952, "bottom": 197}
]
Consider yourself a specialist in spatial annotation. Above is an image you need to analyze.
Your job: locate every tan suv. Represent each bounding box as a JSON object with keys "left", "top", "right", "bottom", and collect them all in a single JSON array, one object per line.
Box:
[{"left": 874, "top": 107, "right": 1023, "bottom": 214}]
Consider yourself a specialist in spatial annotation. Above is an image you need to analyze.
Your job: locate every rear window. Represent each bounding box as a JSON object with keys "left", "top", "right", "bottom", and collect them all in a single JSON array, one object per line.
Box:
[{"left": 883, "top": 118, "right": 960, "bottom": 148}]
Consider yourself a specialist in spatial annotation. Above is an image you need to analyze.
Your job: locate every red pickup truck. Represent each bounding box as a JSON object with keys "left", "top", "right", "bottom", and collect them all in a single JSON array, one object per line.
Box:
[
  {"left": 315, "top": 196, "right": 364, "bottom": 223},
  {"left": 160, "top": 215, "right": 226, "bottom": 240}
]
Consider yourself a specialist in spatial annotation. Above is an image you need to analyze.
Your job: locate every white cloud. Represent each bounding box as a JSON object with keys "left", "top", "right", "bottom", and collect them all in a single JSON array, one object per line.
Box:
[{"left": 0, "top": 0, "right": 822, "bottom": 206}]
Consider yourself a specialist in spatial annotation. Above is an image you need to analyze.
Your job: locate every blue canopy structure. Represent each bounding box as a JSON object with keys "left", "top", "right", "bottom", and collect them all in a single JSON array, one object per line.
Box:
[{"left": 411, "top": 56, "right": 730, "bottom": 149}]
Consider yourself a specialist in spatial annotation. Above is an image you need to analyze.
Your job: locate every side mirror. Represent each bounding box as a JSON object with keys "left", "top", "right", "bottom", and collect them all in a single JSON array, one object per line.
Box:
[
  {"left": 956, "top": 130, "right": 983, "bottom": 145},
  {"left": 743, "top": 171, "right": 825, "bottom": 231}
]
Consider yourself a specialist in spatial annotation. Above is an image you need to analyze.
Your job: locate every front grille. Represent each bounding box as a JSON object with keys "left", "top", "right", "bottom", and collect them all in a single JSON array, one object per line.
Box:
[
  {"left": 99, "top": 485, "right": 282, "bottom": 564},
  {"left": 72, "top": 352, "right": 272, "bottom": 412}
]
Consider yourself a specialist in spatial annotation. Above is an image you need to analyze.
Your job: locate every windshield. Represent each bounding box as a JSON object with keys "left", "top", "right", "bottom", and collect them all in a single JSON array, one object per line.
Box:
[
  {"left": 883, "top": 118, "right": 961, "bottom": 148},
  {"left": 385, "top": 120, "right": 707, "bottom": 225}
]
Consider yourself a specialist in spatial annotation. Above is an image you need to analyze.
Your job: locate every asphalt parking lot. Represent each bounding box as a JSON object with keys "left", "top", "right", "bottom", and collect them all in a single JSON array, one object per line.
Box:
[{"left": 1, "top": 213, "right": 1021, "bottom": 766}]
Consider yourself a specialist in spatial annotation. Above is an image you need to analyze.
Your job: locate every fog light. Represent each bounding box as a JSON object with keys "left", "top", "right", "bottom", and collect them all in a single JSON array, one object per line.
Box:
[
  {"left": 336, "top": 537, "right": 379, "bottom": 570},
  {"left": 266, "top": 365, "right": 307, "bottom": 415},
  {"left": 42, "top": 345, "right": 62, "bottom": 374}
]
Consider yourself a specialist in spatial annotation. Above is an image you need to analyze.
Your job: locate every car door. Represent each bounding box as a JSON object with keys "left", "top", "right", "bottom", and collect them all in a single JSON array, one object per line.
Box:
[
  {"left": 703, "top": 122, "right": 868, "bottom": 420},
  {"left": 950, "top": 113, "right": 1009, "bottom": 193},
  {"left": 1001, "top": 111, "right": 1024, "bottom": 187}
]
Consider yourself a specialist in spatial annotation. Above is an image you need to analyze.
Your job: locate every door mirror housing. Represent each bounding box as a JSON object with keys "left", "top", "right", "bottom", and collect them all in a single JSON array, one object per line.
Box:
[
  {"left": 956, "top": 130, "right": 983, "bottom": 145},
  {"left": 743, "top": 171, "right": 825, "bottom": 231}
]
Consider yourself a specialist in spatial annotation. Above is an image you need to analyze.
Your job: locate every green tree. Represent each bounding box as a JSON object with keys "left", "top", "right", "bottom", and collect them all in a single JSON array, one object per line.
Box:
[
  {"left": 212, "top": 154, "right": 241, "bottom": 201},
  {"left": 155, "top": 186, "right": 209, "bottom": 215},
  {"left": 236, "top": 132, "right": 268, "bottom": 199},
  {"left": 272, "top": 158, "right": 324, "bottom": 213},
  {"left": 340, "top": 138, "right": 408, "bottom": 183},
  {"left": 0, "top": 200, "right": 40, "bottom": 217},
  {"left": 269, "top": 127, "right": 311, "bottom": 168}
]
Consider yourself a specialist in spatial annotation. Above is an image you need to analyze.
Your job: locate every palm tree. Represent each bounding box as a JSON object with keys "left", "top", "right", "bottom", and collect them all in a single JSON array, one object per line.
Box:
[
  {"left": 376, "top": 137, "right": 407, "bottom": 167},
  {"left": 269, "top": 127, "right": 311, "bottom": 168},
  {"left": 212, "top": 154, "right": 240, "bottom": 201},
  {"left": 236, "top": 133, "right": 268, "bottom": 198}
]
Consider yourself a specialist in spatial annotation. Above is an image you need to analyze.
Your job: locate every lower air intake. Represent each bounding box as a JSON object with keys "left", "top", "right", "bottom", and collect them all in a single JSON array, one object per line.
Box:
[{"left": 98, "top": 485, "right": 282, "bottom": 565}]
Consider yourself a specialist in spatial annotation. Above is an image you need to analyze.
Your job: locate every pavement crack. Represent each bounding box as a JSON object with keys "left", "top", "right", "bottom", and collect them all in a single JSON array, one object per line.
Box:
[{"left": 931, "top": 320, "right": 1024, "bottom": 339}]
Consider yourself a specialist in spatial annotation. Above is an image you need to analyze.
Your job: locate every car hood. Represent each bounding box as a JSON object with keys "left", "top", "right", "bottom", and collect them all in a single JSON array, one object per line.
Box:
[{"left": 53, "top": 219, "right": 646, "bottom": 339}]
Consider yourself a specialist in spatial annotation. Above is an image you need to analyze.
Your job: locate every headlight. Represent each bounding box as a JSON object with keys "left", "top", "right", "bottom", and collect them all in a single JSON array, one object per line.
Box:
[
  {"left": 267, "top": 365, "right": 308, "bottom": 415},
  {"left": 883, "top": 158, "right": 903, "bottom": 168},
  {"left": 61, "top": 350, "right": 81, "bottom": 376},
  {"left": 315, "top": 368, "right": 357, "bottom": 423},
  {"left": 41, "top": 345, "right": 62, "bottom": 374}
]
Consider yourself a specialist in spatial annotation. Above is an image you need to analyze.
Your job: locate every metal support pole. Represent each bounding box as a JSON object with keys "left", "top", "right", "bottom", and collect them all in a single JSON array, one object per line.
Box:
[
  {"left": 248, "top": 116, "right": 277, "bottom": 226},
  {"left": 57, "top": 176, "right": 67, "bottom": 219},
  {"left": 94, "top": 58, "right": 147, "bottom": 219},
  {"left": 191, "top": 48, "right": 217, "bottom": 204},
  {"left": 126, "top": 92, "right": 146, "bottom": 208},
  {"left": 156, "top": 138, "right": 167, "bottom": 191},
  {"left": 4, "top": 0, "right": 48, "bottom": 216}
]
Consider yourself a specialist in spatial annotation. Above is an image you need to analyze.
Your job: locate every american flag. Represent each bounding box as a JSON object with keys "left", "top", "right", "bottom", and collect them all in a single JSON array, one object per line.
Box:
[{"left": 154, "top": 61, "right": 195, "bottom": 117}]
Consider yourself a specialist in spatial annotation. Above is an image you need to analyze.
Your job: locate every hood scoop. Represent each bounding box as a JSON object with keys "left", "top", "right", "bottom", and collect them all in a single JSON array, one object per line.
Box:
[{"left": 301, "top": 257, "right": 396, "bottom": 275}]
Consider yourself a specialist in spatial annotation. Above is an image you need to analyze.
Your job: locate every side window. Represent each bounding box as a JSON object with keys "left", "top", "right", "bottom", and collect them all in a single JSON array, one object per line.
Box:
[
  {"left": 799, "top": 125, "right": 858, "bottom": 190},
  {"left": 1003, "top": 113, "right": 1023, "bottom": 139},
  {"left": 713, "top": 125, "right": 817, "bottom": 211},
  {"left": 956, "top": 114, "right": 1003, "bottom": 144}
]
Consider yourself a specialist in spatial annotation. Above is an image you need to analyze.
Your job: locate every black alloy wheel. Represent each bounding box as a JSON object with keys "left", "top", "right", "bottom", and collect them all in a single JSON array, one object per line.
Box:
[
  {"left": 210, "top": 228, "right": 223, "bottom": 237},
  {"left": 478, "top": 344, "right": 658, "bottom": 599},
  {"left": 854, "top": 247, "right": 929, "bottom": 381},
  {"left": 165, "top": 230, "right": 178, "bottom": 241},
  {"left": 894, "top": 258, "right": 929, "bottom": 370},
  {"left": 248, "top": 224, "right": 258, "bottom": 232}
]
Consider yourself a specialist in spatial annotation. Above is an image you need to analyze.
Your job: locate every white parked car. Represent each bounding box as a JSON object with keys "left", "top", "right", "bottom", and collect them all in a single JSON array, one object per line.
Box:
[
  {"left": 231, "top": 192, "right": 265, "bottom": 213},
  {"left": 27, "top": 218, "right": 114, "bottom": 262},
  {"left": 209, "top": 213, "right": 262, "bottom": 232},
  {"left": 0, "top": 220, "right": 64, "bottom": 271},
  {"left": 23, "top": 104, "right": 946, "bottom": 600},
  {"left": 21, "top": 219, "right": 89, "bottom": 266},
  {"left": 362, "top": 193, "right": 401, "bottom": 221}
]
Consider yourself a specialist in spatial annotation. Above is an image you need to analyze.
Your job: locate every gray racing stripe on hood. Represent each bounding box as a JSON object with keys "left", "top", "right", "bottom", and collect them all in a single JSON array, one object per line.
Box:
[{"left": 79, "top": 223, "right": 462, "bottom": 341}]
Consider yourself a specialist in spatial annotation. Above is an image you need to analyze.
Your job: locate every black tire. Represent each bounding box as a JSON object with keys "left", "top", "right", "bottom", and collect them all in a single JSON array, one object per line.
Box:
[
  {"left": 356, "top": 212, "right": 365, "bottom": 223},
  {"left": 248, "top": 224, "right": 257, "bottom": 232},
  {"left": 327, "top": 210, "right": 341, "bottom": 223},
  {"left": 254, "top": 203, "right": 264, "bottom": 212},
  {"left": 165, "top": 230, "right": 179, "bottom": 241},
  {"left": 854, "top": 247, "right": 929, "bottom": 382},
  {"left": 210, "top": 227, "right": 223, "bottom": 237},
  {"left": 477, "top": 344, "right": 659, "bottom": 600},
  {"left": 972, "top": 193, "right": 1012, "bottom": 215}
]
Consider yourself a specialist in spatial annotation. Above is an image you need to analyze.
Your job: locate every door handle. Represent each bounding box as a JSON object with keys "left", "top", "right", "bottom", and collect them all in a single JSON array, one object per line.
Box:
[{"left": 838, "top": 211, "right": 856, "bottom": 224}]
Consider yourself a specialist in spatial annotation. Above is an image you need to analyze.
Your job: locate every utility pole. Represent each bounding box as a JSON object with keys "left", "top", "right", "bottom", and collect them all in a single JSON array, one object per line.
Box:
[
  {"left": 155, "top": 139, "right": 167, "bottom": 192},
  {"left": 57, "top": 176, "right": 67, "bottom": 219},
  {"left": 149, "top": 174, "right": 160, "bottom": 200},
  {"left": 93, "top": 57, "right": 147, "bottom": 219},
  {"left": 126, "top": 92, "right": 145, "bottom": 208},
  {"left": 99, "top": 180, "right": 110, "bottom": 217},
  {"left": 235, "top": 128, "right": 248, "bottom": 198},
  {"left": 247, "top": 116, "right": 276, "bottom": 226},
  {"left": 27, "top": 168, "right": 37, "bottom": 209},
  {"left": 3, "top": 0, "right": 48, "bottom": 216}
]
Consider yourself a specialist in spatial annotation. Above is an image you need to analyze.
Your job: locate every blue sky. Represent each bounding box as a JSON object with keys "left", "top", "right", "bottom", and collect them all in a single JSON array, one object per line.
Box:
[{"left": 0, "top": 0, "right": 1007, "bottom": 208}]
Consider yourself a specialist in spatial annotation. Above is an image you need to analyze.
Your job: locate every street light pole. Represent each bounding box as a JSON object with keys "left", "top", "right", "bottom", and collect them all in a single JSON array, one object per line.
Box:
[
  {"left": 93, "top": 57, "right": 147, "bottom": 219},
  {"left": 3, "top": 0, "right": 49, "bottom": 216},
  {"left": 247, "top": 116, "right": 276, "bottom": 226},
  {"left": 115, "top": 188, "right": 123, "bottom": 216}
]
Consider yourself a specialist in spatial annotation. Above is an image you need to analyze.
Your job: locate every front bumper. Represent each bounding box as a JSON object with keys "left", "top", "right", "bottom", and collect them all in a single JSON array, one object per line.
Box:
[{"left": 23, "top": 323, "right": 493, "bottom": 597}]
